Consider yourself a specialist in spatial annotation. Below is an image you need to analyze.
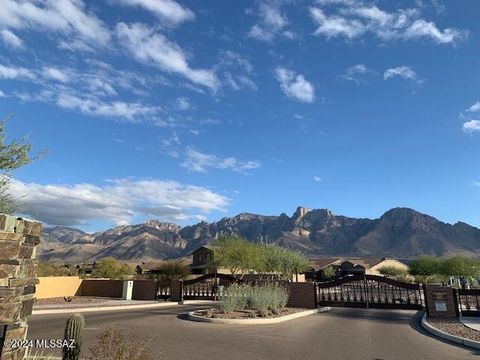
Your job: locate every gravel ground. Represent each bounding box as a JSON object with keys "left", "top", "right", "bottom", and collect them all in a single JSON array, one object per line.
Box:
[
  {"left": 193, "top": 307, "right": 307, "bottom": 319},
  {"left": 428, "top": 318, "right": 480, "bottom": 342},
  {"left": 36, "top": 296, "right": 115, "bottom": 305}
]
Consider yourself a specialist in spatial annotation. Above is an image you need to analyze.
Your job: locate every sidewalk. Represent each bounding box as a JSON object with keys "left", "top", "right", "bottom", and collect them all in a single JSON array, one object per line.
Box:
[
  {"left": 460, "top": 317, "right": 480, "bottom": 331},
  {"left": 34, "top": 299, "right": 160, "bottom": 311},
  {"left": 32, "top": 299, "right": 216, "bottom": 315}
]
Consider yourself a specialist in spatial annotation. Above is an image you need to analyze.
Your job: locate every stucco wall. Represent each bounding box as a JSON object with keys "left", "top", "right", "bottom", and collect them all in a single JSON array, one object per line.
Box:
[
  {"left": 368, "top": 259, "right": 409, "bottom": 275},
  {"left": 36, "top": 276, "right": 83, "bottom": 299}
]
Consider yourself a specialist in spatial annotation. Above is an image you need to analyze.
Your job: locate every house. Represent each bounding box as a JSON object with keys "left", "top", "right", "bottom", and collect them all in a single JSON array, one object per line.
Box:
[
  {"left": 304, "top": 258, "right": 343, "bottom": 281},
  {"left": 340, "top": 258, "right": 409, "bottom": 277},
  {"left": 188, "top": 245, "right": 306, "bottom": 281},
  {"left": 307, "top": 257, "right": 409, "bottom": 281},
  {"left": 189, "top": 246, "right": 216, "bottom": 274},
  {"left": 136, "top": 261, "right": 167, "bottom": 275},
  {"left": 76, "top": 263, "right": 95, "bottom": 276}
]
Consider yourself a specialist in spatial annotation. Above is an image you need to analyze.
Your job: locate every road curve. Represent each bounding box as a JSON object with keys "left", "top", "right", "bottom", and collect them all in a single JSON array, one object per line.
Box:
[{"left": 26, "top": 305, "right": 478, "bottom": 360}]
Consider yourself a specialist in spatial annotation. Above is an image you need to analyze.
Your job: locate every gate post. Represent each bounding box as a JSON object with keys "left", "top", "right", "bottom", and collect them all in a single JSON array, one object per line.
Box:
[
  {"left": 170, "top": 280, "right": 183, "bottom": 302},
  {"left": 424, "top": 284, "right": 458, "bottom": 319}
]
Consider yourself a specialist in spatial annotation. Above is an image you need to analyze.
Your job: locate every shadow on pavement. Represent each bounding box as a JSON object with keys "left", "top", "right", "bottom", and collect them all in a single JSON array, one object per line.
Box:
[{"left": 408, "top": 311, "right": 480, "bottom": 355}]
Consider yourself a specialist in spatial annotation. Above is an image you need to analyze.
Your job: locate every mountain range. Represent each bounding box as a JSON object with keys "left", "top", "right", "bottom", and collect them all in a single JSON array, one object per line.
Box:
[{"left": 38, "top": 207, "right": 480, "bottom": 263}]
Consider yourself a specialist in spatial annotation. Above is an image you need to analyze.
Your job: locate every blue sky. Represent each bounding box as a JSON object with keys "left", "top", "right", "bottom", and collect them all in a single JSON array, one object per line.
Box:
[{"left": 0, "top": 0, "right": 479, "bottom": 232}]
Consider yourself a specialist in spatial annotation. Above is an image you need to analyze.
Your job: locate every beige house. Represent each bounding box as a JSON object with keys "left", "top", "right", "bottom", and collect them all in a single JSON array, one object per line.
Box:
[{"left": 308, "top": 257, "right": 409, "bottom": 280}]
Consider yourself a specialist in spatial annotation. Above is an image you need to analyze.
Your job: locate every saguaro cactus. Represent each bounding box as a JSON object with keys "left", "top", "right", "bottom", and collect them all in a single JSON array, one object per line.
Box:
[{"left": 62, "top": 313, "right": 84, "bottom": 360}]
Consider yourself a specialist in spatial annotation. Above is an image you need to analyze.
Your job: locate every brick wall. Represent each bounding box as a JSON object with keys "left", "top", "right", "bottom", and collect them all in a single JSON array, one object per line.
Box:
[
  {"left": 424, "top": 284, "right": 458, "bottom": 319},
  {"left": 286, "top": 282, "right": 316, "bottom": 309},
  {"left": 132, "top": 280, "right": 157, "bottom": 300},
  {"left": 80, "top": 280, "right": 123, "bottom": 298},
  {"left": 0, "top": 214, "right": 42, "bottom": 360}
]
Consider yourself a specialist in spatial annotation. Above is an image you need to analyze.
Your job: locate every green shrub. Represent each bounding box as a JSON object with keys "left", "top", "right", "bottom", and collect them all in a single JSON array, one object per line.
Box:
[
  {"left": 249, "top": 285, "right": 271, "bottom": 316},
  {"left": 219, "top": 284, "right": 249, "bottom": 313},
  {"left": 269, "top": 283, "right": 289, "bottom": 312}
]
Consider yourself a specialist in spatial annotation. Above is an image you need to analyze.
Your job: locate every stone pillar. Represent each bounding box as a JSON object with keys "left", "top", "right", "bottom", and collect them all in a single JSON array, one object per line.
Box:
[
  {"left": 424, "top": 284, "right": 459, "bottom": 319},
  {"left": 170, "top": 280, "right": 183, "bottom": 302},
  {"left": 0, "top": 214, "right": 42, "bottom": 360}
]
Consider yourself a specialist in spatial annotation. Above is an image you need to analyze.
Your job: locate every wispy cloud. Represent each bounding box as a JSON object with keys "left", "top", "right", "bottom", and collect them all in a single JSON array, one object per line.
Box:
[
  {"left": 116, "top": 0, "right": 195, "bottom": 25},
  {"left": 313, "top": 176, "right": 322, "bottom": 182},
  {"left": 473, "top": 180, "right": 480, "bottom": 187},
  {"left": 467, "top": 101, "right": 480, "bottom": 113},
  {"left": 309, "top": 2, "right": 467, "bottom": 45},
  {"left": 175, "top": 97, "right": 192, "bottom": 111},
  {"left": 181, "top": 148, "right": 261, "bottom": 174},
  {"left": 116, "top": 22, "right": 219, "bottom": 91},
  {"left": 248, "top": 0, "right": 292, "bottom": 42},
  {"left": 275, "top": 67, "right": 315, "bottom": 103},
  {"left": 55, "top": 93, "right": 160, "bottom": 121},
  {"left": 0, "top": 64, "right": 36, "bottom": 80},
  {"left": 218, "top": 50, "right": 257, "bottom": 91},
  {"left": 1, "top": 61, "right": 167, "bottom": 123},
  {"left": 383, "top": 66, "right": 420, "bottom": 83},
  {"left": 10, "top": 178, "right": 229, "bottom": 226},
  {"left": 340, "top": 64, "right": 372, "bottom": 83},
  {"left": 0, "top": 29, "right": 24, "bottom": 49},
  {"left": 462, "top": 120, "right": 480, "bottom": 134},
  {"left": 0, "top": 0, "right": 111, "bottom": 50}
]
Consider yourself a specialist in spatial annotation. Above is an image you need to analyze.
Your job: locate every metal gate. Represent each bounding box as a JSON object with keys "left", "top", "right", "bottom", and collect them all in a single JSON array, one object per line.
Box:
[
  {"left": 182, "top": 273, "right": 241, "bottom": 300},
  {"left": 316, "top": 274, "right": 424, "bottom": 310}
]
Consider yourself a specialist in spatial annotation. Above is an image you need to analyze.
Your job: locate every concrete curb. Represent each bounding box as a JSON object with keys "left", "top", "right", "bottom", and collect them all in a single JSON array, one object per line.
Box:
[
  {"left": 421, "top": 312, "right": 480, "bottom": 350},
  {"left": 187, "top": 307, "right": 330, "bottom": 325},
  {"left": 32, "top": 300, "right": 215, "bottom": 315}
]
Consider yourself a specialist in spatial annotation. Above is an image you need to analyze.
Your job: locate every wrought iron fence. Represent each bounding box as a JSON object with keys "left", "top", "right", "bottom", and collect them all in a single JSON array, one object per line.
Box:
[
  {"left": 316, "top": 274, "right": 424, "bottom": 310},
  {"left": 456, "top": 289, "right": 480, "bottom": 317}
]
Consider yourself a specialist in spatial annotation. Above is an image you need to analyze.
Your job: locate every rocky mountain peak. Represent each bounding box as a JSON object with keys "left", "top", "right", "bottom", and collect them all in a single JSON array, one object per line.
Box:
[
  {"left": 293, "top": 206, "right": 311, "bottom": 219},
  {"left": 39, "top": 206, "right": 480, "bottom": 262}
]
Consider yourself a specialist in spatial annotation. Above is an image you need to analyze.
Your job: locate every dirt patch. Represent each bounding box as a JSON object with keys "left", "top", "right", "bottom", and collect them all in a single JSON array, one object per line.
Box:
[
  {"left": 36, "top": 296, "right": 118, "bottom": 305},
  {"left": 428, "top": 318, "right": 480, "bottom": 342},
  {"left": 193, "top": 307, "right": 309, "bottom": 319}
]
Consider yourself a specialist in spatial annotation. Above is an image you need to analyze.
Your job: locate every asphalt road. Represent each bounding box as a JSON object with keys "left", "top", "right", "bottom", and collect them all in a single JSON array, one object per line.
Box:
[{"left": 26, "top": 305, "right": 478, "bottom": 360}]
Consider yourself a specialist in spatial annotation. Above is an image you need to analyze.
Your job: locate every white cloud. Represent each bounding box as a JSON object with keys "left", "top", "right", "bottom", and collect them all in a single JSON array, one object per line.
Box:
[
  {"left": 340, "top": 64, "right": 372, "bottom": 83},
  {"left": 462, "top": 120, "right": 480, "bottom": 134},
  {"left": 0, "top": 29, "right": 24, "bottom": 49},
  {"left": 175, "top": 97, "right": 192, "bottom": 111},
  {"left": 218, "top": 50, "right": 256, "bottom": 91},
  {"left": 9, "top": 178, "right": 229, "bottom": 226},
  {"left": 275, "top": 67, "right": 315, "bottom": 103},
  {"left": 467, "top": 102, "right": 480, "bottom": 112},
  {"left": 181, "top": 149, "right": 261, "bottom": 174},
  {"left": 0, "top": 0, "right": 111, "bottom": 49},
  {"left": 116, "top": 22, "right": 219, "bottom": 90},
  {"left": 473, "top": 180, "right": 480, "bottom": 188},
  {"left": 56, "top": 93, "right": 160, "bottom": 121},
  {"left": 42, "top": 67, "right": 71, "bottom": 83},
  {"left": 117, "top": 0, "right": 194, "bottom": 25},
  {"left": 0, "top": 64, "right": 35, "bottom": 80},
  {"left": 0, "top": 90, "right": 6, "bottom": 97},
  {"left": 248, "top": 1, "right": 291, "bottom": 42},
  {"left": 383, "top": 66, "right": 418, "bottom": 81},
  {"left": 309, "top": 2, "right": 467, "bottom": 45},
  {"left": 313, "top": 176, "right": 322, "bottom": 182},
  {"left": 310, "top": 7, "right": 365, "bottom": 39},
  {"left": 224, "top": 73, "right": 257, "bottom": 91}
]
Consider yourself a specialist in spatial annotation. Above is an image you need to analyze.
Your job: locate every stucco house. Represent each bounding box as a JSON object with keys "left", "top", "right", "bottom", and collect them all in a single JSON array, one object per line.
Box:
[
  {"left": 307, "top": 257, "right": 409, "bottom": 281},
  {"left": 189, "top": 245, "right": 216, "bottom": 275}
]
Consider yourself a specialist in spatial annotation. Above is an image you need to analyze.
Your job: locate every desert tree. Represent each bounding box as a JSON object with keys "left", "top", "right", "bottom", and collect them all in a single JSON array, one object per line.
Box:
[{"left": 0, "top": 117, "right": 41, "bottom": 214}]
